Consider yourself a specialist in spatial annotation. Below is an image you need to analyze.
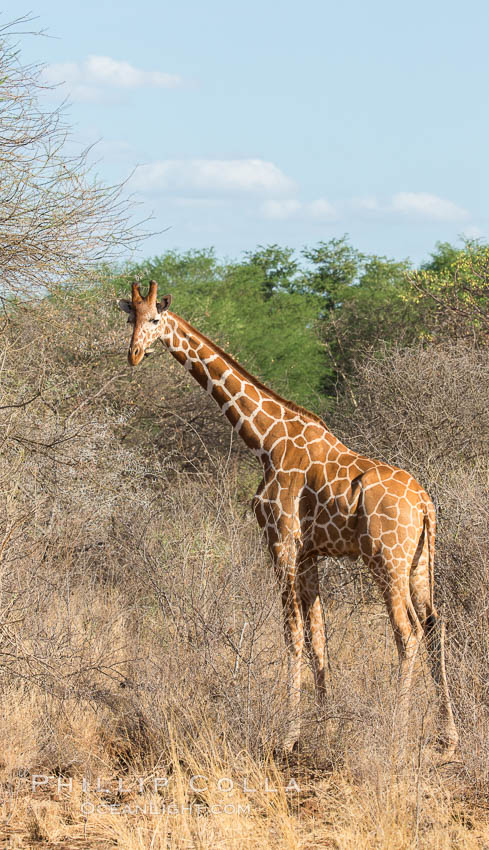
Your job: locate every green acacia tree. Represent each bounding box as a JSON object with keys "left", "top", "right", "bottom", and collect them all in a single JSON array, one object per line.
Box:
[
  {"left": 421, "top": 241, "right": 461, "bottom": 274},
  {"left": 243, "top": 244, "right": 299, "bottom": 299},
  {"left": 409, "top": 241, "right": 489, "bottom": 343},
  {"left": 210, "top": 262, "right": 329, "bottom": 408},
  {"left": 300, "top": 237, "right": 363, "bottom": 306},
  {"left": 286, "top": 237, "right": 419, "bottom": 395},
  {"left": 116, "top": 249, "right": 329, "bottom": 410},
  {"left": 115, "top": 238, "right": 487, "bottom": 411}
]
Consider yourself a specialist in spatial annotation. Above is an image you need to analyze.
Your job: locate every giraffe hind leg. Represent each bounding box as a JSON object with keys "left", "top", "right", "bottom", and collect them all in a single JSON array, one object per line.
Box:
[
  {"left": 423, "top": 613, "right": 458, "bottom": 755},
  {"left": 409, "top": 539, "right": 458, "bottom": 755},
  {"left": 365, "top": 550, "right": 424, "bottom": 759},
  {"left": 390, "top": 585, "right": 424, "bottom": 759}
]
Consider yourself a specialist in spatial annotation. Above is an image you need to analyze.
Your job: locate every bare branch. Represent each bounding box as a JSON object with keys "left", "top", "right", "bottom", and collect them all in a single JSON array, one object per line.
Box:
[{"left": 0, "top": 18, "right": 151, "bottom": 297}]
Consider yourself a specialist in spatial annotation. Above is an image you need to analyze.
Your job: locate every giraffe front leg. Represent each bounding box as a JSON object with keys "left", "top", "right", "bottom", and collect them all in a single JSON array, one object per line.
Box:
[
  {"left": 298, "top": 557, "right": 327, "bottom": 704},
  {"left": 281, "top": 582, "right": 304, "bottom": 751},
  {"left": 273, "top": 542, "right": 304, "bottom": 753}
]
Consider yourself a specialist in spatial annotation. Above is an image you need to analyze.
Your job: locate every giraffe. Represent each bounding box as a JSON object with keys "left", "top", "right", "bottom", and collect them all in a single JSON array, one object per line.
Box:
[{"left": 117, "top": 280, "right": 458, "bottom": 757}]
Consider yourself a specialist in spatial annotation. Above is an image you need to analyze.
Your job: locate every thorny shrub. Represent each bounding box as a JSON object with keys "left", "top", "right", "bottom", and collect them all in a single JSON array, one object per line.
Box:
[{"left": 0, "top": 295, "right": 488, "bottom": 793}]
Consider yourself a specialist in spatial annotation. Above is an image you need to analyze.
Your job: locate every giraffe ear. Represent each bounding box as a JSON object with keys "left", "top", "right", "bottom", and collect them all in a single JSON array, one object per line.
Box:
[
  {"left": 156, "top": 294, "right": 172, "bottom": 313},
  {"left": 117, "top": 299, "right": 134, "bottom": 317}
]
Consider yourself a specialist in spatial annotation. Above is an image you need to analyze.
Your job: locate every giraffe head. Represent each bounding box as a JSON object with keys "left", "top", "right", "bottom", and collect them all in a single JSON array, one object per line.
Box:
[{"left": 117, "top": 280, "right": 172, "bottom": 366}]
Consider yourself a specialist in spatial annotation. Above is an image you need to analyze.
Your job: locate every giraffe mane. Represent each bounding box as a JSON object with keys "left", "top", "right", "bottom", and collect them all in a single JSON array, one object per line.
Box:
[{"left": 169, "top": 311, "right": 329, "bottom": 430}]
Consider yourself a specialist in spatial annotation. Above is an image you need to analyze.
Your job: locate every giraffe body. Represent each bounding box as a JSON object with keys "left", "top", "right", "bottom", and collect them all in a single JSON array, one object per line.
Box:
[{"left": 118, "top": 281, "right": 458, "bottom": 756}]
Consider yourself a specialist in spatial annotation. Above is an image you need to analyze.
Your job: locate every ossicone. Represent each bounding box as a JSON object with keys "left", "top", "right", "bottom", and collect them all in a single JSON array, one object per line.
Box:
[
  {"left": 148, "top": 279, "right": 158, "bottom": 306},
  {"left": 129, "top": 279, "right": 172, "bottom": 313},
  {"left": 131, "top": 281, "right": 143, "bottom": 305}
]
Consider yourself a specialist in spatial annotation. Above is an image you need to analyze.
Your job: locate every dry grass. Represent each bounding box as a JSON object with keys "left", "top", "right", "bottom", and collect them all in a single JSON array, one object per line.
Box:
[{"left": 0, "top": 296, "right": 489, "bottom": 847}]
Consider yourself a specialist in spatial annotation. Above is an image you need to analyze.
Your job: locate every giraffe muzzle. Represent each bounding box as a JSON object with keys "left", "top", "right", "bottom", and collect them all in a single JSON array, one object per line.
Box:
[
  {"left": 128, "top": 345, "right": 144, "bottom": 366},
  {"left": 128, "top": 344, "right": 156, "bottom": 366}
]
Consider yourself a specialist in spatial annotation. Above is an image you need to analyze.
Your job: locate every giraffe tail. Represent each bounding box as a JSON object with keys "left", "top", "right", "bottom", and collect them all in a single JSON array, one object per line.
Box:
[
  {"left": 405, "top": 497, "right": 436, "bottom": 635},
  {"left": 422, "top": 496, "right": 437, "bottom": 614},
  {"left": 420, "top": 495, "right": 458, "bottom": 750}
]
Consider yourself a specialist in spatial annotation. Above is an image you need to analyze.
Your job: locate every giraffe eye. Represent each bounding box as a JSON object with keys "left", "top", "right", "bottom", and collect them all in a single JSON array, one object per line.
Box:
[{"left": 151, "top": 318, "right": 160, "bottom": 325}]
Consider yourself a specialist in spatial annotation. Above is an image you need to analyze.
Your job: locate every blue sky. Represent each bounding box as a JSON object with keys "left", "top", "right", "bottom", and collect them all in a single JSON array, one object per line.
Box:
[{"left": 11, "top": 0, "right": 489, "bottom": 264}]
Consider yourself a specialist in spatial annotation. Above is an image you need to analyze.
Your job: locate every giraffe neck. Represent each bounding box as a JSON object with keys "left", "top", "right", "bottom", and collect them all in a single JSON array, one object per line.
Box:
[{"left": 157, "top": 312, "right": 332, "bottom": 459}]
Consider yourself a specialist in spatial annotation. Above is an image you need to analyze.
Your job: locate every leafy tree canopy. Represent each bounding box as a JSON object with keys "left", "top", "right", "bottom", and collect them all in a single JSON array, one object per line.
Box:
[
  {"left": 116, "top": 250, "right": 329, "bottom": 410},
  {"left": 112, "top": 236, "right": 485, "bottom": 410},
  {"left": 243, "top": 244, "right": 299, "bottom": 299},
  {"left": 409, "top": 241, "right": 489, "bottom": 343}
]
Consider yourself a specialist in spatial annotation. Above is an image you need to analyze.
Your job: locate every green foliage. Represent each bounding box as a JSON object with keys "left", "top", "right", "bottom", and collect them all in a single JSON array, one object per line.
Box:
[
  {"left": 284, "top": 237, "right": 421, "bottom": 393},
  {"left": 243, "top": 244, "right": 299, "bottom": 299},
  {"left": 128, "top": 248, "right": 220, "bottom": 292},
  {"left": 300, "top": 237, "right": 363, "bottom": 304},
  {"left": 409, "top": 242, "right": 489, "bottom": 343},
  {"left": 107, "top": 236, "right": 487, "bottom": 411},
  {"left": 207, "top": 263, "right": 328, "bottom": 408},
  {"left": 421, "top": 241, "right": 461, "bottom": 273},
  {"left": 115, "top": 249, "right": 328, "bottom": 410}
]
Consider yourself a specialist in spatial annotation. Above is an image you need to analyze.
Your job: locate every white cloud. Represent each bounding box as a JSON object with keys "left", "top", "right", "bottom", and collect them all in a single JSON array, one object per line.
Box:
[
  {"left": 131, "top": 159, "right": 295, "bottom": 196},
  {"left": 173, "top": 197, "right": 226, "bottom": 209},
  {"left": 261, "top": 197, "right": 336, "bottom": 221},
  {"left": 308, "top": 198, "right": 337, "bottom": 220},
  {"left": 461, "top": 224, "right": 483, "bottom": 239},
  {"left": 261, "top": 199, "right": 302, "bottom": 219},
  {"left": 43, "top": 56, "right": 182, "bottom": 102},
  {"left": 262, "top": 192, "right": 468, "bottom": 225},
  {"left": 350, "top": 196, "right": 383, "bottom": 213},
  {"left": 391, "top": 192, "right": 468, "bottom": 221},
  {"left": 350, "top": 192, "right": 469, "bottom": 222}
]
